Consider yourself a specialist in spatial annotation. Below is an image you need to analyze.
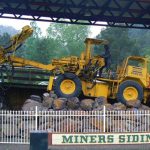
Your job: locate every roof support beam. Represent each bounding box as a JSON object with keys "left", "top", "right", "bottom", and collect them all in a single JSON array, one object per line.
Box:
[{"left": 0, "top": 0, "right": 149, "bottom": 29}]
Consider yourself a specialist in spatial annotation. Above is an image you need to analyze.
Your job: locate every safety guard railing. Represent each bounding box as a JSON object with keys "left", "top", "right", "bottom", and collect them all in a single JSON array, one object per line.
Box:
[{"left": 0, "top": 106, "right": 150, "bottom": 144}]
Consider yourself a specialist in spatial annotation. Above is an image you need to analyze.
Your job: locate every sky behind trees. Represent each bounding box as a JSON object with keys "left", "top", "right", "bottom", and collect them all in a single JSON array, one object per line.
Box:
[{"left": 0, "top": 18, "right": 103, "bottom": 37}]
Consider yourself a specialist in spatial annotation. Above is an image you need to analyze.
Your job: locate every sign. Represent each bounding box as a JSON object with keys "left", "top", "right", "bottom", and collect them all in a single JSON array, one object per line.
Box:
[{"left": 49, "top": 133, "right": 150, "bottom": 145}]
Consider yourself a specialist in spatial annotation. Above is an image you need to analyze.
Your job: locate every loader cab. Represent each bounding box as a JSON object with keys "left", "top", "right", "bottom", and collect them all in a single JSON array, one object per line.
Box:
[
  {"left": 118, "top": 56, "right": 149, "bottom": 87},
  {"left": 84, "top": 38, "right": 108, "bottom": 63}
]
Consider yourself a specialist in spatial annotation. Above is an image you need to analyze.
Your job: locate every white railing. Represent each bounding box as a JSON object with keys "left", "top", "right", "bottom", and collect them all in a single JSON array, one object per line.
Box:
[{"left": 0, "top": 106, "right": 150, "bottom": 144}]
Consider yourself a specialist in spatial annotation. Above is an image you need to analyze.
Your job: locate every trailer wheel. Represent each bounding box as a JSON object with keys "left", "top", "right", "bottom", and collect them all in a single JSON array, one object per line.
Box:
[
  {"left": 117, "top": 80, "right": 143, "bottom": 105},
  {"left": 54, "top": 73, "right": 82, "bottom": 98}
]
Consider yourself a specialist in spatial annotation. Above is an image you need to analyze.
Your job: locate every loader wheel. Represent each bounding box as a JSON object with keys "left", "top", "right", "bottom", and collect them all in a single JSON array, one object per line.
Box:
[
  {"left": 117, "top": 80, "right": 143, "bottom": 105},
  {"left": 54, "top": 73, "right": 82, "bottom": 98}
]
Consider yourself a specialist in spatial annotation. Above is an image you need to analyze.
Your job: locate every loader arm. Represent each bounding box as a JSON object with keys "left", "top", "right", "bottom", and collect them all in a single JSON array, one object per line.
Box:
[
  {"left": 9, "top": 56, "right": 56, "bottom": 71},
  {"left": 0, "top": 25, "right": 56, "bottom": 72},
  {"left": 0, "top": 25, "right": 33, "bottom": 64},
  {"left": 3, "top": 25, "right": 33, "bottom": 53}
]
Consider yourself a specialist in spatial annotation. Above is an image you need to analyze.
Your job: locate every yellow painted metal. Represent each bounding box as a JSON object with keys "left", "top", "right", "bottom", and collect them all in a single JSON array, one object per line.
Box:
[
  {"left": 82, "top": 80, "right": 109, "bottom": 97},
  {"left": 5, "top": 25, "right": 33, "bottom": 53},
  {"left": 89, "top": 55, "right": 150, "bottom": 103},
  {"left": 50, "top": 38, "right": 107, "bottom": 74},
  {"left": 60, "top": 79, "right": 76, "bottom": 94},
  {"left": 123, "top": 86, "right": 138, "bottom": 101},
  {"left": 0, "top": 27, "right": 106, "bottom": 76},
  {"left": 0, "top": 25, "right": 150, "bottom": 104},
  {"left": 84, "top": 38, "right": 108, "bottom": 64},
  {"left": 91, "top": 56, "right": 105, "bottom": 67},
  {"left": 85, "top": 39, "right": 91, "bottom": 64},
  {"left": 10, "top": 56, "right": 56, "bottom": 71},
  {"left": 0, "top": 25, "right": 33, "bottom": 64},
  {"left": 47, "top": 76, "right": 54, "bottom": 91},
  {"left": 125, "top": 65, "right": 148, "bottom": 87},
  {"left": 84, "top": 38, "right": 109, "bottom": 45},
  {"left": 117, "top": 56, "right": 149, "bottom": 86}
]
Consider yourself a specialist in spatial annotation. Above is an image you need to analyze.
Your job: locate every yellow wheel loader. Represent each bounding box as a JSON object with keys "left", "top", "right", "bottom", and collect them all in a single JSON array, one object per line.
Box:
[
  {"left": 49, "top": 56, "right": 150, "bottom": 105},
  {"left": 48, "top": 41, "right": 150, "bottom": 106},
  {"left": 0, "top": 25, "right": 150, "bottom": 105}
]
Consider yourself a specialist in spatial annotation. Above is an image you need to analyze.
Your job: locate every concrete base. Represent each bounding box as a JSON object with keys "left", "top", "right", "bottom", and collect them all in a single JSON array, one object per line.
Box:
[{"left": 49, "top": 144, "right": 150, "bottom": 150}]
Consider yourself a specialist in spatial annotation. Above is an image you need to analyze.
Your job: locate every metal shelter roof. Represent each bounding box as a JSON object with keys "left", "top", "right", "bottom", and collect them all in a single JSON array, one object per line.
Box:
[{"left": 0, "top": 0, "right": 150, "bottom": 29}]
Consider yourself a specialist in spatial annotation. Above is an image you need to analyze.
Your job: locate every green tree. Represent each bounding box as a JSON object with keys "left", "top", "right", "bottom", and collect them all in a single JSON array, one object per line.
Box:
[
  {"left": 47, "top": 23, "right": 90, "bottom": 57},
  {"left": 129, "top": 29, "right": 150, "bottom": 56},
  {"left": 0, "top": 33, "right": 10, "bottom": 46},
  {"left": 27, "top": 37, "right": 62, "bottom": 64}
]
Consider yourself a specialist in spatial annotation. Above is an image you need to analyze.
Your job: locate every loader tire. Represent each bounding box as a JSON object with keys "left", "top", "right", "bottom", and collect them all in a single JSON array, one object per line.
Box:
[
  {"left": 54, "top": 73, "right": 82, "bottom": 98},
  {"left": 117, "top": 80, "right": 143, "bottom": 105}
]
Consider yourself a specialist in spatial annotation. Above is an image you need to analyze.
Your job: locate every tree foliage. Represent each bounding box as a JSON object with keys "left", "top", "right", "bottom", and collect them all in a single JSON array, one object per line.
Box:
[
  {"left": 95, "top": 27, "right": 143, "bottom": 70},
  {"left": 0, "top": 32, "right": 10, "bottom": 46},
  {"left": 47, "top": 23, "right": 90, "bottom": 57}
]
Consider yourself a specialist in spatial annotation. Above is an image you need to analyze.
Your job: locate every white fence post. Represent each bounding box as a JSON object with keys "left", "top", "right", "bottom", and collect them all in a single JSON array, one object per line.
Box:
[
  {"left": 35, "top": 106, "right": 38, "bottom": 130},
  {"left": 103, "top": 106, "right": 106, "bottom": 132}
]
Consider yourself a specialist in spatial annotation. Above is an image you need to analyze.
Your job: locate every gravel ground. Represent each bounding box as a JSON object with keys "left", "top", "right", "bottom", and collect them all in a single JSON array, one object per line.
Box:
[{"left": 0, "top": 144, "right": 150, "bottom": 150}]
